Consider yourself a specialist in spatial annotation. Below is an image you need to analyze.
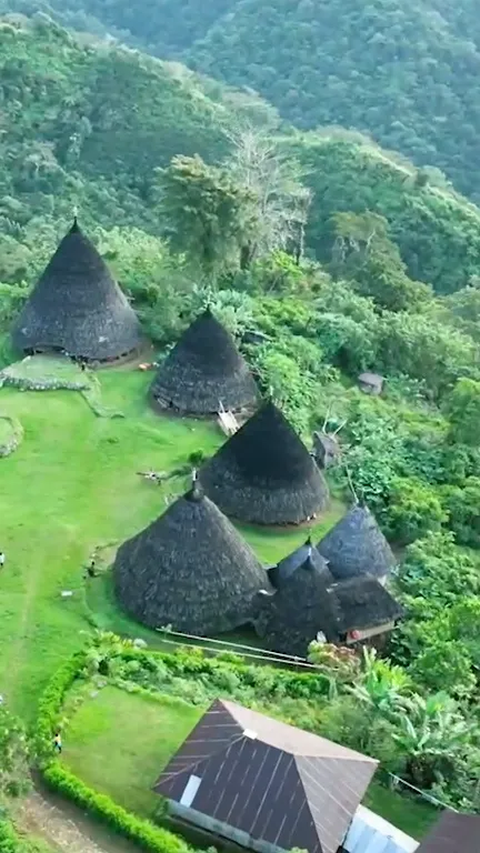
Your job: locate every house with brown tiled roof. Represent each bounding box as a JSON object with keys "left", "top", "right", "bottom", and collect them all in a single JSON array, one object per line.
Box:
[{"left": 154, "top": 698, "right": 378, "bottom": 853}]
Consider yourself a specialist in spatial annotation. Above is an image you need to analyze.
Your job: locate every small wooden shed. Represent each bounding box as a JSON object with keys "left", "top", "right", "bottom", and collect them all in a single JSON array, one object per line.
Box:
[{"left": 358, "top": 373, "right": 384, "bottom": 396}]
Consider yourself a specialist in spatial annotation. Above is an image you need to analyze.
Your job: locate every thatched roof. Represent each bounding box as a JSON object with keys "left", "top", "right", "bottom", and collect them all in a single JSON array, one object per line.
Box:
[
  {"left": 268, "top": 536, "right": 333, "bottom": 589},
  {"left": 317, "top": 505, "right": 395, "bottom": 581},
  {"left": 254, "top": 555, "right": 339, "bottom": 656},
  {"left": 12, "top": 220, "right": 142, "bottom": 361},
  {"left": 113, "top": 482, "right": 271, "bottom": 636},
  {"left": 327, "top": 577, "right": 404, "bottom": 634},
  {"left": 199, "top": 401, "right": 330, "bottom": 525},
  {"left": 150, "top": 309, "right": 258, "bottom": 414}
]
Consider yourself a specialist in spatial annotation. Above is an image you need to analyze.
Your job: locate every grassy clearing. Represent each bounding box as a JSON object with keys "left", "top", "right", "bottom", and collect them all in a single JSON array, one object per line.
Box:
[
  {"left": 0, "top": 355, "right": 89, "bottom": 385},
  {"left": 62, "top": 686, "right": 202, "bottom": 818},
  {"left": 0, "top": 366, "right": 344, "bottom": 718}
]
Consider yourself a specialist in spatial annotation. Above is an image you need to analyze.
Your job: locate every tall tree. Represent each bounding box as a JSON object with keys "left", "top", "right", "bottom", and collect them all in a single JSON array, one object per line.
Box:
[
  {"left": 225, "top": 128, "right": 311, "bottom": 265},
  {"left": 156, "top": 154, "right": 257, "bottom": 278},
  {"left": 330, "top": 211, "right": 432, "bottom": 312}
]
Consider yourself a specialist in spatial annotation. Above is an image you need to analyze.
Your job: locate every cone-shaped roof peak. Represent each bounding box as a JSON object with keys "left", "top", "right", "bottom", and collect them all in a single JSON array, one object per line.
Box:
[
  {"left": 70, "top": 216, "right": 80, "bottom": 234},
  {"left": 317, "top": 505, "right": 395, "bottom": 581},
  {"left": 270, "top": 538, "right": 333, "bottom": 589},
  {"left": 114, "top": 488, "right": 271, "bottom": 635},
  {"left": 255, "top": 554, "right": 339, "bottom": 656},
  {"left": 12, "top": 221, "right": 142, "bottom": 360},
  {"left": 185, "top": 469, "right": 204, "bottom": 502},
  {"left": 206, "top": 402, "right": 320, "bottom": 485},
  {"left": 199, "top": 402, "right": 329, "bottom": 525},
  {"left": 150, "top": 309, "right": 258, "bottom": 415}
]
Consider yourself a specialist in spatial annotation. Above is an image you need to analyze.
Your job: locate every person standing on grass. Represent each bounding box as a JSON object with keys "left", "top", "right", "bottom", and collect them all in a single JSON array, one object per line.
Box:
[
  {"left": 0, "top": 552, "right": 5, "bottom": 569},
  {"left": 53, "top": 732, "right": 62, "bottom": 754}
]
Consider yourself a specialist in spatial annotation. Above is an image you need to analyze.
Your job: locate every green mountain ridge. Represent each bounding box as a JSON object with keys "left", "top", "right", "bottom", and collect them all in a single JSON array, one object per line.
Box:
[
  {"left": 3, "top": 0, "right": 480, "bottom": 202},
  {"left": 1, "top": 14, "right": 480, "bottom": 295}
]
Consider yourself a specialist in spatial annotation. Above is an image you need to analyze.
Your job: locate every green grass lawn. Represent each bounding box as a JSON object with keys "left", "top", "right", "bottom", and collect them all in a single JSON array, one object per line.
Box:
[
  {"left": 0, "top": 366, "right": 344, "bottom": 719},
  {"left": 63, "top": 683, "right": 438, "bottom": 840},
  {"left": 365, "top": 781, "right": 439, "bottom": 840},
  {"left": 62, "top": 685, "right": 202, "bottom": 818}
]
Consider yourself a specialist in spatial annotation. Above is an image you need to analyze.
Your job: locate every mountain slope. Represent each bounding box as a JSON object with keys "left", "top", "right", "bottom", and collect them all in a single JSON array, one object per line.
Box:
[
  {"left": 189, "top": 0, "right": 480, "bottom": 199},
  {"left": 2, "top": 16, "right": 480, "bottom": 296},
  {"left": 7, "top": 0, "right": 480, "bottom": 202}
]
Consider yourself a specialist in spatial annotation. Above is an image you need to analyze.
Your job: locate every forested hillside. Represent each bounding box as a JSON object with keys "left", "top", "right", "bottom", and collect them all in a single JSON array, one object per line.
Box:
[
  {"left": 3, "top": 15, "right": 480, "bottom": 298},
  {"left": 4, "top": 0, "right": 480, "bottom": 201}
]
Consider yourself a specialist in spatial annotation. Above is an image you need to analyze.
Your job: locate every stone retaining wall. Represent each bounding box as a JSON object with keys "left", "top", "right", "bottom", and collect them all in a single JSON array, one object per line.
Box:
[
  {"left": 0, "top": 374, "right": 88, "bottom": 392},
  {"left": 0, "top": 415, "right": 24, "bottom": 457}
]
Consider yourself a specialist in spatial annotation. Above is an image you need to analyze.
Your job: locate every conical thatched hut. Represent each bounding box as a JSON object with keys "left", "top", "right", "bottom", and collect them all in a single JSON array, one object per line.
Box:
[
  {"left": 255, "top": 562, "right": 403, "bottom": 656},
  {"left": 150, "top": 309, "right": 258, "bottom": 415},
  {"left": 12, "top": 220, "right": 142, "bottom": 362},
  {"left": 113, "top": 481, "right": 271, "bottom": 636},
  {"left": 268, "top": 536, "right": 333, "bottom": 588},
  {"left": 254, "top": 555, "right": 339, "bottom": 657},
  {"left": 199, "top": 401, "right": 329, "bottom": 525},
  {"left": 317, "top": 505, "right": 395, "bottom": 582}
]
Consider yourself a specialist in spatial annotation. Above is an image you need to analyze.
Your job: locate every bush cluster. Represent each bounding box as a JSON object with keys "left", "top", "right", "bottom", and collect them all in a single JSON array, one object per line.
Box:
[
  {"left": 42, "top": 765, "right": 194, "bottom": 853},
  {"left": 34, "top": 649, "right": 202, "bottom": 853}
]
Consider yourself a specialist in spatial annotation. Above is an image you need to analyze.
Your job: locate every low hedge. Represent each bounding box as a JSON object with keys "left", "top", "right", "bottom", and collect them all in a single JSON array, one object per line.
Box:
[
  {"left": 34, "top": 652, "right": 86, "bottom": 762},
  {"left": 35, "top": 650, "right": 204, "bottom": 853},
  {"left": 121, "top": 646, "right": 332, "bottom": 701},
  {"left": 42, "top": 765, "right": 195, "bottom": 853}
]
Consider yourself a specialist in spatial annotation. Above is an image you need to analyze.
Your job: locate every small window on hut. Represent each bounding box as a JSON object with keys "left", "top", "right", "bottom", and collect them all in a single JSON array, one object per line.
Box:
[{"left": 180, "top": 774, "right": 202, "bottom": 807}]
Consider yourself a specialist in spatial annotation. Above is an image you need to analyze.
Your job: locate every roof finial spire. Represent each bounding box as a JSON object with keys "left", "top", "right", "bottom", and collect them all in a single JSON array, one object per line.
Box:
[
  {"left": 189, "top": 468, "right": 203, "bottom": 501},
  {"left": 71, "top": 205, "right": 79, "bottom": 233}
]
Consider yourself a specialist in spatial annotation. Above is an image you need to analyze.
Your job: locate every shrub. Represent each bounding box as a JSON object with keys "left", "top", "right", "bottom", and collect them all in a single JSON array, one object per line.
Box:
[
  {"left": 34, "top": 652, "right": 85, "bottom": 762},
  {"left": 382, "top": 476, "right": 447, "bottom": 545},
  {"left": 442, "top": 478, "right": 480, "bottom": 547}
]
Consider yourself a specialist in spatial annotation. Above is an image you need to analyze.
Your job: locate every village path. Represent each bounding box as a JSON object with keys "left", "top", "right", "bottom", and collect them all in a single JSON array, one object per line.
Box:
[{"left": 13, "top": 785, "right": 142, "bottom": 853}]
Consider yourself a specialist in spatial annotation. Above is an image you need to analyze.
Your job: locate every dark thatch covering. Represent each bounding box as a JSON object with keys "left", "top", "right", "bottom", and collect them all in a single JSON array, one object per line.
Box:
[
  {"left": 150, "top": 309, "right": 258, "bottom": 414},
  {"left": 268, "top": 536, "right": 333, "bottom": 589},
  {"left": 317, "top": 505, "right": 395, "bottom": 581},
  {"left": 113, "top": 483, "right": 271, "bottom": 636},
  {"left": 199, "top": 401, "right": 330, "bottom": 525},
  {"left": 254, "top": 555, "right": 339, "bottom": 656},
  {"left": 328, "top": 577, "right": 404, "bottom": 635},
  {"left": 12, "top": 220, "right": 142, "bottom": 361}
]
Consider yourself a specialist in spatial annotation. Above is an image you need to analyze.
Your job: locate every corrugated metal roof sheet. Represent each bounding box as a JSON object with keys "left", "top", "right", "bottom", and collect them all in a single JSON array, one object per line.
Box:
[{"left": 344, "top": 805, "right": 418, "bottom": 853}]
